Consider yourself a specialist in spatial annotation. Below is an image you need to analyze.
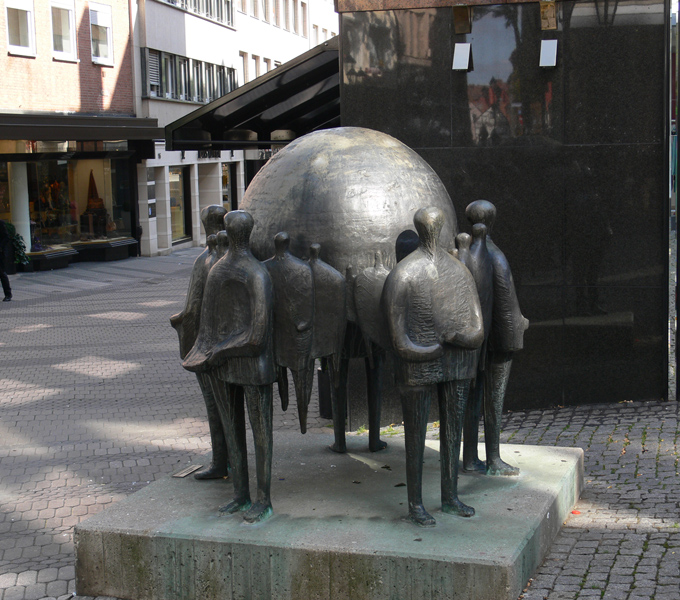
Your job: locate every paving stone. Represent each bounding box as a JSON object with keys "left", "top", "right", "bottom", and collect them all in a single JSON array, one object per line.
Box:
[{"left": 46, "top": 578, "right": 69, "bottom": 597}]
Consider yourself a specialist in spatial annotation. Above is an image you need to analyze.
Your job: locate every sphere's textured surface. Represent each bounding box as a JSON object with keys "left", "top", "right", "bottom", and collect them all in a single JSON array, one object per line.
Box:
[{"left": 241, "top": 127, "right": 458, "bottom": 276}]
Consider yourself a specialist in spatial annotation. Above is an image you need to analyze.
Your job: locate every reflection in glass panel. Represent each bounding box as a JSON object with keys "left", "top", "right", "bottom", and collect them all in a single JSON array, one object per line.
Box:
[
  {"left": 7, "top": 8, "right": 30, "bottom": 47},
  {"left": 464, "top": 6, "right": 560, "bottom": 146},
  {"left": 91, "top": 23, "right": 109, "bottom": 59},
  {"left": 26, "top": 161, "right": 73, "bottom": 250},
  {"left": 52, "top": 6, "right": 72, "bottom": 54},
  {"left": 16, "top": 159, "right": 133, "bottom": 251},
  {"left": 170, "top": 167, "right": 190, "bottom": 242}
]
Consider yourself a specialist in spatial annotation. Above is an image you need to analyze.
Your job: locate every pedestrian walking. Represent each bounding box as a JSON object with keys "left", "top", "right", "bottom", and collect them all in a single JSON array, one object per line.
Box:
[{"left": 0, "top": 220, "right": 13, "bottom": 301}]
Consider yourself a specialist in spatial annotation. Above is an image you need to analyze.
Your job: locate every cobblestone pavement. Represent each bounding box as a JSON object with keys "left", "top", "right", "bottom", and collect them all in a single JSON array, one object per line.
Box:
[{"left": 0, "top": 249, "right": 677, "bottom": 600}]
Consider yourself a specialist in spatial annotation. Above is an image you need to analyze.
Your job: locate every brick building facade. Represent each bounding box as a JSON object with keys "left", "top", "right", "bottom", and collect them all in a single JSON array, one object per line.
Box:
[
  {"left": 0, "top": 0, "right": 134, "bottom": 114},
  {"left": 0, "top": 0, "right": 160, "bottom": 269}
]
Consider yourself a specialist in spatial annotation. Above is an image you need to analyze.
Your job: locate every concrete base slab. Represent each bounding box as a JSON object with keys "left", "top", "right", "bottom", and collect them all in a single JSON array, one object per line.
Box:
[{"left": 75, "top": 433, "right": 583, "bottom": 600}]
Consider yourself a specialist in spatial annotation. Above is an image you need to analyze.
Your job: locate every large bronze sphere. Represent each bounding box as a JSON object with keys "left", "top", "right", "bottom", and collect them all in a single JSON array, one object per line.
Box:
[{"left": 241, "top": 127, "right": 458, "bottom": 275}]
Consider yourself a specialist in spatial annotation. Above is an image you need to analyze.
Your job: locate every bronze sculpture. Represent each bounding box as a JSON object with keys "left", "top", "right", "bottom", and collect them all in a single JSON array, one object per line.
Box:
[
  {"left": 240, "top": 127, "right": 458, "bottom": 453},
  {"left": 462, "top": 200, "right": 529, "bottom": 476},
  {"left": 457, "top": 224, "right": 494, "bottom": 475},
  {"left": 264, "top": 232, "right": 315, "bottom": 433},
  {"left": 170, "top": 205, "right": 229, "bottom": 480},
  {"left": 382, "top": 207, "right": 484, "bottom": 527},
  {"left": 171, "top": 130, "right": 529, "bottom": 528},
  {"left": 184, "top": 210, "right": 276, "bottom": 523}
]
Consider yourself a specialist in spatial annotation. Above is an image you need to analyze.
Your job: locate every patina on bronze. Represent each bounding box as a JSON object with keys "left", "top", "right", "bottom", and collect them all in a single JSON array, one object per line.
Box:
[
  {"left": 184, "top": 210, "right": 276, "bottom": 524},
  {"left": 264, "top": 232, "right": 315, "bottom": 433},
  {"left": 382, "top": 206, "right": 484, "bottom": 527},
  {"left": 240, "top": 126, "right": 457, "bottom": 453},
  {"left": 462, "top": 200, "right": 529, "bottom": 477},
  {"left": 170, "top": 205, "right": 229, "bottom": 481},
  {"left": 457, "top": 223, "right": 494, "bottom": 475}
]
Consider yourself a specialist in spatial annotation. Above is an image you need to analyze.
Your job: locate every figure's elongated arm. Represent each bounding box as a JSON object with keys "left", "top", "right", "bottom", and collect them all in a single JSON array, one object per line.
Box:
[
  {"left": 209, "top": 273, "right": 272, "bottom": 363},
  {"left": 440, "top": 269, "right": 485, "bottom": 350},
  {"left": 383, "top": 277, "right": 443, "bottom": 362},
  {"left": 246, "top": 271, "right": 272, "bottom": 350}
]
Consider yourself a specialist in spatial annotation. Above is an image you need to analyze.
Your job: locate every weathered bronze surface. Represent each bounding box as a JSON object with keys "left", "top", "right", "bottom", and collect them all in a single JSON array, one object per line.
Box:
[
  {"left": 382, "top": 206, "right": 483, "bottom": 527},
  {"left": 184, "top": 210, "right": 276, "bottom": 524},
  {"left": 308, "top": 243, "right": 347, "bottom": 378},
  {"left": 241, "top": 126, "right": 457, "bottom": 453},
  {"left": 172, "top": 131, "right": 529, "bottom": 528},
  {"left": 241, "top": 127, "right": 457, "bottom": 278},
  {"left": 264, "top": 232, "right": 315, "bottom": 433},
  {"left": 457, "top": 224, "right": 494, "bottom": 475},
  {"left": 463, "top": 200, "right": 529, "bottom": 477},
  {"left": 170, "top": 205, "right": 229, "bottom": 481}
]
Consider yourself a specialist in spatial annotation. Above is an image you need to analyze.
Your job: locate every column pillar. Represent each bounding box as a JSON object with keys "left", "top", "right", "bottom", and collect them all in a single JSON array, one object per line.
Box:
[{"left": 8, "top": 162, "right": 31, "bottom": 250}]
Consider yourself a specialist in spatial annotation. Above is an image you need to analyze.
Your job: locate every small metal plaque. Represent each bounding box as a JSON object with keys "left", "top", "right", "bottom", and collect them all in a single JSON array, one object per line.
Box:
[
  {"left": 172, "top": 465, "right": 203, "bottom": 478},
  {"left": 540, "top": 2, "right": 557, "bottom": 30}
]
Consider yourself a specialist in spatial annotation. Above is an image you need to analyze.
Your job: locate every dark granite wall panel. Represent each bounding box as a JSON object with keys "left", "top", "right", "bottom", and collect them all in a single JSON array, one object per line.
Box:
[{"left": 341, "top": 0, "right": 669, "bottom": 409}]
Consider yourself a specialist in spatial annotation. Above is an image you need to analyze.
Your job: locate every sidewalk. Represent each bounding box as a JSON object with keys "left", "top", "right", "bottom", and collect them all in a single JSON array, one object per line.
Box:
[{"left": 0, "top": 252, "right": 677, "bottom": 600}]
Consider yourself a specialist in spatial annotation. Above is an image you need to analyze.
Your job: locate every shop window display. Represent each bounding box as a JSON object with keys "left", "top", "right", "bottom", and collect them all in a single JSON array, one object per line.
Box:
[
  {"left": 27, "top": 161, "right": 74, "bottom": 250},
  {"left": 0, "top": 158, "right": 133, "bottom": 253},
  {"left": 170, "top": 166, "right": 191, "bottom": 242}
]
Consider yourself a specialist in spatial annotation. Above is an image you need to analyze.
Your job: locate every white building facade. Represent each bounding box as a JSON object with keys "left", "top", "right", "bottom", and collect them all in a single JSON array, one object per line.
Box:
[{"left": 131, "top": 0, "right": 338, "bottom": 256}]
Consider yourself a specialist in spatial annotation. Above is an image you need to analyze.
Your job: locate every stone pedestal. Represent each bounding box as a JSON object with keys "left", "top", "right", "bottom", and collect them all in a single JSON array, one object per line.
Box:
[{"left": 75, "top": 432, "right": 583, "bottom": 600}]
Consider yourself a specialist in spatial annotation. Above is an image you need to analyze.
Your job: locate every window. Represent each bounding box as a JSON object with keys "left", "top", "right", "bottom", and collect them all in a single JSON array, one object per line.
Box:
[
  {"left": 238, "top": 0, "right": 246, "bottom": 11},
  {"left": 300, "top": 2, "right": 307, "bottom": 37},
  {"left": 193, "top": 60, "right": 204, "bottom": 101},
  {"left": 216, "top": 65, "right": 227, "bottom": 97},
  {"left": 263, "top": 58, "right": 271, "bottom": 72},
  {"left": 262, "top": 0, "right": 269, "bottom": 22},
  {"left": 51, "top": 0, "right": 76, "bottom": 60},
  {"left": 215, "top": 0, "right": 233, "bottom": 25},
  {"left": 251, "top": 55, "right": 259, "bottom": 80},
  {"left": 250, "top": 0, "right": 258, "bottom": 17},
  {"left": 239, "top": 51, "right": 248, "bottom": 85},
  {"left": 143, "top": 49, "right": 235, "bottom": 102},
  {"left": 312, "top": 24, "right": 318, "bottom": 45},
  {"left": 89, "top": 3, "right": 113, "bottom": 65},
  {"left": 6, "top": 0, "right": 35, "bottom": 56},
  {"left": 322, "top": 27, "right": 327, "bottom": 41},
  {"left": 292, "top": 0, "right": 298, "bottom": 33},
  {"left": 273, "top": 0, "right": 280, "bottom": 26},
  {"left": 283, "top": 0, "right": 289, "bottom": 30},
  {"left": 205, "top": 64, "right": 214, "bottom": 101},
  {"left": 147, "top": 49, "right": 161, "bottom": 96},
  {"left": 160, "top": 0, "right": 233, "bottom": 25},
  {"left": 163, "top": 54, "right": 176, "bottom": 98},
  {"left": 178, "top": 57, "right": 190, "bottom": 100}
]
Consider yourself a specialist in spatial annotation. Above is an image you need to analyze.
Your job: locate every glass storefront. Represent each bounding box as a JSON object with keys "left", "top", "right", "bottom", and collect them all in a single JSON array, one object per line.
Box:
[
  {"left": 222, "top": 162, "right": 237, "bottom": 211},
  {"left": 0, "top": 156, "right": 134, "bottom": 253},
  {"left": 169, "top": 166, "right": 191, "bottom": 242}
]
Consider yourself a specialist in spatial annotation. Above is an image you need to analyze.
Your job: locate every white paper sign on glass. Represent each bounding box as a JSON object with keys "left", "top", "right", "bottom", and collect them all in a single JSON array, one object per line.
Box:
[
  {"left": 452, "top": 43, "right": 471, "bottom": 71},
  {"left": 539, "top": 39, "right": 558, "bottom": 68}
]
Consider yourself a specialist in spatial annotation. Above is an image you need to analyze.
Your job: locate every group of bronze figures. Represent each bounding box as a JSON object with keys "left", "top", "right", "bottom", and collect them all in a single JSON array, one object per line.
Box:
[{"left": 171, "top": 198, "right": 528, "bottom": 528}]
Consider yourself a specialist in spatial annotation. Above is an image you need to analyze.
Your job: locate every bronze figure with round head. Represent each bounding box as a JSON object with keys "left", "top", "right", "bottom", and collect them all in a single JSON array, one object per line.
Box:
[
  {"left": 382, "top": 206, "right": 484, "bottom": 527},
  {"left": 264, "top": 231, "right": 315, "bottom": 434},
  {"left": 184, "top": 209, "right": 277, "bottom": 524},
  {"left": 463, "top": 200, "right": 529, "bottom": 477},
  {"left": 170, "top": 205, "right": 229, "bottom": 482}
]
